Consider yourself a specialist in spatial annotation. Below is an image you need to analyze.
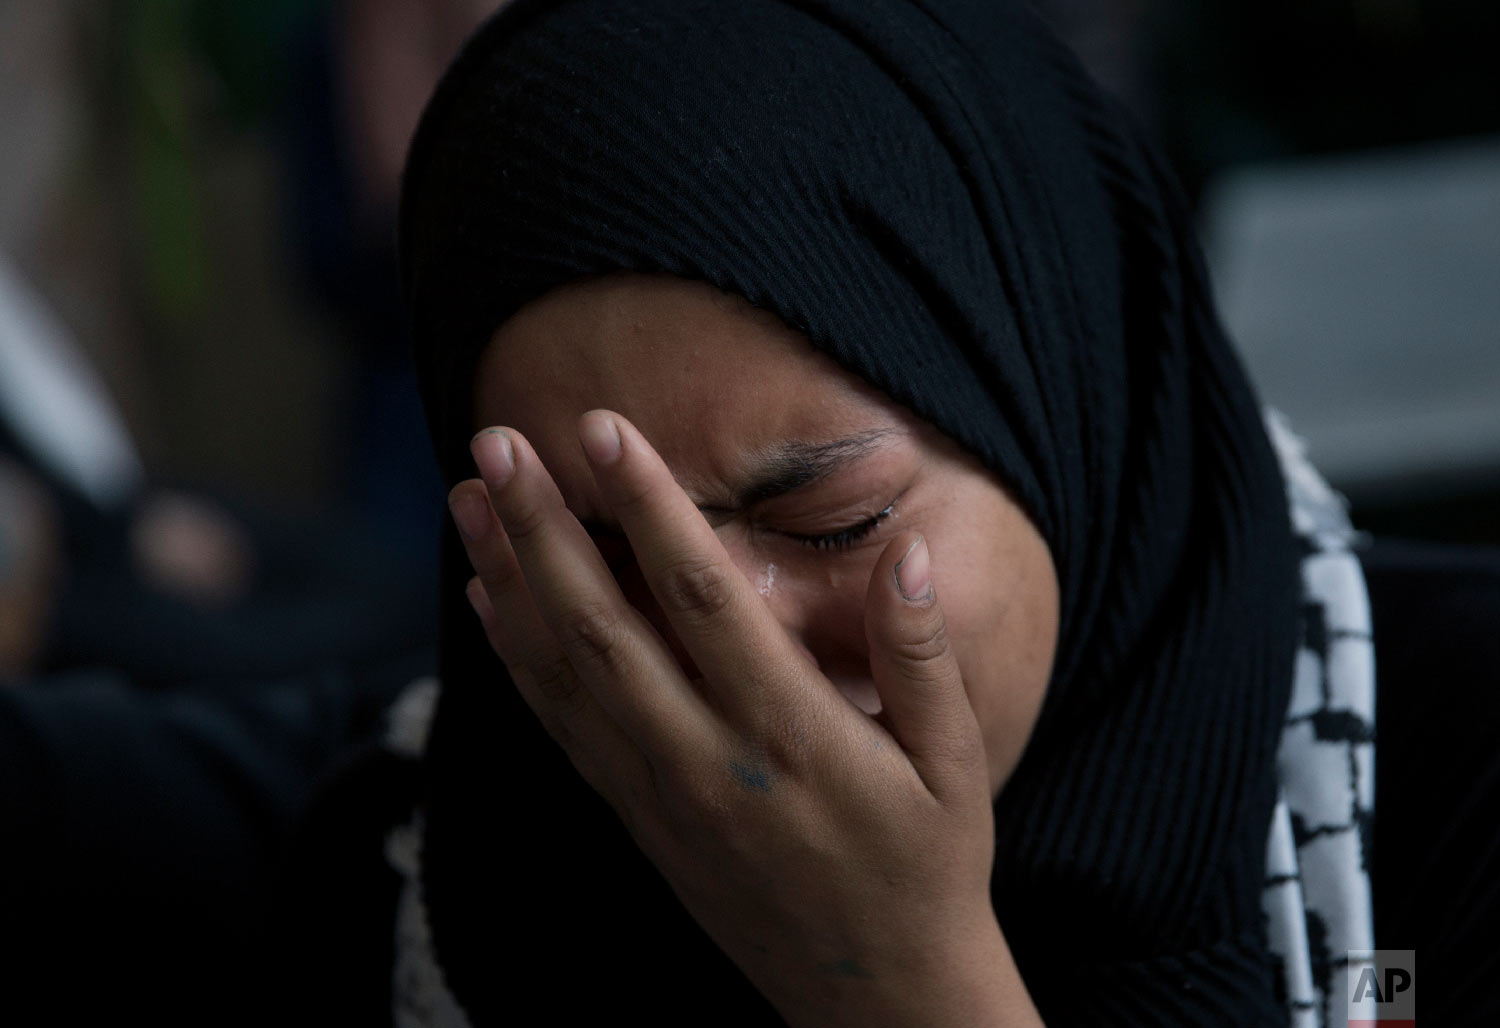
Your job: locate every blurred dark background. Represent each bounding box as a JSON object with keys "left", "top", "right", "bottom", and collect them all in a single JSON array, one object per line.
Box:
[
  {"left": 2, "top": 0, "right": 1497, "bottom": 564},
  {"left": 0, "top": 1, "right": 505, "bottom": 683},
  {"left": 1044, "top": 0, "right": 1500, "bottom": 546},
  {"left": 0, "top": 0, "right": 494, "bottom": 532},
  {"left": 3, "top": 0, "right": 1494, "bottom": 592},
  {"left": 1, "top": 4, "right": 492, "bottom": 1016}
]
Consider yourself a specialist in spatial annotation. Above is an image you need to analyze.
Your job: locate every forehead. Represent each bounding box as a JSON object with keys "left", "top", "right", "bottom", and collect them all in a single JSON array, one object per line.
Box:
[{"left": 472, "top": 274, "right": 900, "bottom": 491}]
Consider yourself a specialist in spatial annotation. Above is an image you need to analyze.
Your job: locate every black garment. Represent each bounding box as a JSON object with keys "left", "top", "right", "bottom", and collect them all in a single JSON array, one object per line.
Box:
[
  {"left": 266, "top": 537, "right": 1500, "bottom": 1026},
  {"left": 0, "top": 652, "right": 425, "bottom": 1026},
  {"left": 400, "top": 1, "right": 1297, "bottom": 1023}
]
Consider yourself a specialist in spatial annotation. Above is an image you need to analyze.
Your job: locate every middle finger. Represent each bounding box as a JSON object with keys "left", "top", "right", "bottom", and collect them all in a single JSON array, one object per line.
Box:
[{"left": 575, "top": 409, "right": 828, "bottom": 727}]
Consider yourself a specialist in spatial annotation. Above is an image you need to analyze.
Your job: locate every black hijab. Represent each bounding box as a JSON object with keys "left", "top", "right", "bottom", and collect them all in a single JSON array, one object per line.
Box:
[{"left": 400, "top": 1, "right": 1298, "bottom": 1022}]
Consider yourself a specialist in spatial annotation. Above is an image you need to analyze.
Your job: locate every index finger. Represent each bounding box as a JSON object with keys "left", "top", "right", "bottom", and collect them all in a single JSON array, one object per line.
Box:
[
  {"left": 467, "top": 430, "right": 711, "bottom": 765},
  {"left": 577, "top": 409, "right": 829, "bottom": 727}
]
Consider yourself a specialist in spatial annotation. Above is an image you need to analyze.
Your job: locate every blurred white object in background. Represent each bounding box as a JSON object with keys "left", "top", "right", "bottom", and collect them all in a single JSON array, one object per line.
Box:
[
  {"left": 1203, "top": 136, "right": 1500, "bottom": 490},
  {"left": 0, "top": 252, "right": 145, "bottom": 510}
]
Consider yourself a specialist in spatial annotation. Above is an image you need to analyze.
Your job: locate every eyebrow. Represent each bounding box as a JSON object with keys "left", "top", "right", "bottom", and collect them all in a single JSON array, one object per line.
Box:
[{"left": 578, "top": 427, "right": 893, "bottom": 537}]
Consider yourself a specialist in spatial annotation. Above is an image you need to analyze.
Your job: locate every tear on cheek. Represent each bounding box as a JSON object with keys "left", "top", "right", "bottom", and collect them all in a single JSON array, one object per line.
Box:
[{"left": 755, "top": 561, "right": 776, "bottom": 597}]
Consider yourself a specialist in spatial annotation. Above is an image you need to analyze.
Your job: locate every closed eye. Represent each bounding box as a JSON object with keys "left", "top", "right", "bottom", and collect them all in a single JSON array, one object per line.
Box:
[{"left": 785, "top": 504, "right": 894, "bottom": 552}]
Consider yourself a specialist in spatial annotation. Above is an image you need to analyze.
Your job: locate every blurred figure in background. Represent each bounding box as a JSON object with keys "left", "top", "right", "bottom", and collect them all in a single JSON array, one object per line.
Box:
[
  {"left": 0, "top": 247, "right": 434, "bottom": 686},
  {"left": 0, "top": 2, "right": 489, "bottom": 1022}
]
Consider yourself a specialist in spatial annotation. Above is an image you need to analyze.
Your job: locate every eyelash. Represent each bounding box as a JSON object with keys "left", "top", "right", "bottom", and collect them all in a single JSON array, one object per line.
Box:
[{"left": 786, "top": 504, "right": 894, "bottom": 552}]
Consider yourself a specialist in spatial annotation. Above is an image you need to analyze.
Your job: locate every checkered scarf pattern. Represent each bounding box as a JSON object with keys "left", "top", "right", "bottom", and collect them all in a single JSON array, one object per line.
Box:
[{"left": 1262, "top": 409, "right": 1378, "bottom": 1028}]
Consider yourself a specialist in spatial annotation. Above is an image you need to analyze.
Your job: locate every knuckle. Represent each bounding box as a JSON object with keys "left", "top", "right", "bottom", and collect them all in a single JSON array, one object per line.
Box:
[
  {"left": 757, "top": 703, "right": 813, "bottom": 766},
  {"left": 884, "top": 617, "right": 952, "bottom": 677},
  {"left": 695, "top": 792, "right": 745, "bottom": 845},
  {"left": 552, "top": 602, "right": 624, "bottom": 675},
  {"left": 662, "top": 773, "right": 741, "bottom": 840},
  {"left": 495, "top": 497, "right": 550, "bottom": 543},
  {"left": 658, "top": 556, "right": 734, "bottom": 621},
  {"left": 938, "top": 717, "right": 986, "bottom": 767},
  {"left": 525, "top": 652, "right": 590, "bottom": 719},
  {"left": 478, "top": 554, "right": 526, "bottom": 597}
]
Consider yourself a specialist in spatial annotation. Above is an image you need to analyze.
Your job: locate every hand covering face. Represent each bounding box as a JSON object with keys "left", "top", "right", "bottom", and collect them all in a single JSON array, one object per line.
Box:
[{"left": 400, "top": 0, "right": 1298, "bottom": 1022}]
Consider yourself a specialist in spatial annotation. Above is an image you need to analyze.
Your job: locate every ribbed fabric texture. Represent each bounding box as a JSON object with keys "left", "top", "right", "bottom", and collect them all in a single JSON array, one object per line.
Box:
[{"left": 400, "top": 1, "right": 1299, "bottom": 1023}]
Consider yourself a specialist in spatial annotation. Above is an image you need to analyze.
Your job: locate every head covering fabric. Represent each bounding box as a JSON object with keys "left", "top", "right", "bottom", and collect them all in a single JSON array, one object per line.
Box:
[{"left": 399, "top": 0, "right": 1299, "bottom": 1022}]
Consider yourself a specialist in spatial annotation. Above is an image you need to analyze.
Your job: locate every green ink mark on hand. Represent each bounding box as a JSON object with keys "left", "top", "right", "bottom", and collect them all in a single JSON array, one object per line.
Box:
[
  {"left": 818, "top": 958, "right": 874, "bottom": 980},
  {"left": 729, "top": 760, "right": 773, "bottom": 793}
]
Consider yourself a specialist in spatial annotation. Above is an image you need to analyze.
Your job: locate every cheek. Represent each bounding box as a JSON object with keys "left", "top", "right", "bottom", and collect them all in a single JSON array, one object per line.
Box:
[
  {"left": 937, "top": 574, "right": 1007, "bottom": 692},
  {"left": 925, "top": 497, "right": 1058, "bottom": 791}
]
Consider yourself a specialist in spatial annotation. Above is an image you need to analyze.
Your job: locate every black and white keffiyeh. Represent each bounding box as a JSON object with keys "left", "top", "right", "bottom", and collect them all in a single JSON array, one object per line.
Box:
[{"left": 1262, "top": 410, "right": 1378, "bottom": 1028}]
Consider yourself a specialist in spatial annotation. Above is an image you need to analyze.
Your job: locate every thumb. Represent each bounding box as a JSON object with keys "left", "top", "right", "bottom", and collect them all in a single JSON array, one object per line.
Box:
[{"left": 865, "top": 532, "right": 987, "bottom": 804}]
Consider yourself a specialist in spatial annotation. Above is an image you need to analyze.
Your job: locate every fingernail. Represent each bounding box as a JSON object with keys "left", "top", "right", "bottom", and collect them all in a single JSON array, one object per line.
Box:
[
  {"left": 579, "top": 411, "right": 622, "bottom": 466},
  {"left": 471, "top": 428, "right": 515, "bottom": 487},
  {"left": 449, "top": 489, "right": 490, "bottom": 542},
  {"left": 894, "top": 536, "right": 932, "bottom": 603}
]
